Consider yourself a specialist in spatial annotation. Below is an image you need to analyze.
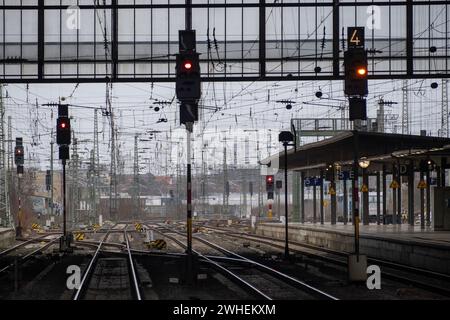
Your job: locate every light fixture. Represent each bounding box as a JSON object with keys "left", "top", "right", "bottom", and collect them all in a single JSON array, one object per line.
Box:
[{"left": 358, "top": 157, "right": 370, "bottom": 169}]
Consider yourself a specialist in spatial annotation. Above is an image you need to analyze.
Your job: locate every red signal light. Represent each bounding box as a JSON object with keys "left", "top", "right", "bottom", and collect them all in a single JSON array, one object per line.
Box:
[
  {"left": 266, "top": 175, "right": 274, "bottom": 183},
  {"left": 357, "top": 67, "right": 367, "bottom": 76},
  {"left": 183, "top": 60, "right": 193, "bottom": 71},
  {"left": 60, "top": 122, "right": 67, "bottom": 129}
]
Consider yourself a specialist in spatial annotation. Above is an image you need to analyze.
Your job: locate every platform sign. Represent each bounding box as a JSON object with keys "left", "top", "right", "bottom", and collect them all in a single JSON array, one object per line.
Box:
[
  {"left": 399, "top": 164, "right": 409, "bottom": 176},
  {"left": 430, "top": 177, "right": 437, "bottom": 186},
  {"left": 348, "top": 27, "right": 365, "bottom": 49},
  {"left": 305, "top": 177, "right": 322, "bottom": 187},
  {"left": 338, "top": 170, "right": 354, "bottom": 180}
]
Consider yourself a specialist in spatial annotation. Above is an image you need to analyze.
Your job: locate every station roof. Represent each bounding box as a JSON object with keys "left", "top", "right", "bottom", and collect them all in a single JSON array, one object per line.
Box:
[{"left": 262, "top": 131, "right": 450, "bottom": 173}]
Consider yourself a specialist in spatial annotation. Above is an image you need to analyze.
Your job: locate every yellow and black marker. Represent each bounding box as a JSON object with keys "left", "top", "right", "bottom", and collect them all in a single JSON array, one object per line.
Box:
[
  {"left": 148, "top": 239, "right": 167, "bottom": 250},
  {"left": 31, "top": 223, "right": 40, "bottom": 230},
  {"left": 135, "top": 223, "right": 143, "bottom": 232},
  {"left": 74, "top": 232, "right": 85, "bottom": 241}
]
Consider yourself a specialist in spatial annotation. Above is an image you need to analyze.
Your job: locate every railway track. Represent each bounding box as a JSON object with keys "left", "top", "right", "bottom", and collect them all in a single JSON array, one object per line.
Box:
[
  {"left": 148, "top": 223, "right": 338, "bottom": 300},
  {"left": 73, "top": 225, "right": 142, "bottom": 300},
  {"left": 196, "top": 223, "right": 450, "bottom": 297},
  {"left": 0, "top": 233, "right": 62, "bottom": 275}
]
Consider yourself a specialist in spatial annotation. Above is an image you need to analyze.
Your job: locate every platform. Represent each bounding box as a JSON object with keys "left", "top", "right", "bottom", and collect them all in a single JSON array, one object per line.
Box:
[
  {"left": 256, "top": 222, "right": 450, "bottom": 275},
  {"left": 0, "top": 227, "right": 15, "bottom": 249}
]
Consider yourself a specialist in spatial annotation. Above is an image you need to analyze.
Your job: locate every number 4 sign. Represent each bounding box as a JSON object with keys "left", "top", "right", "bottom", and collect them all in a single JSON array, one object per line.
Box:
[{"left": 348, "top": 27, "right": 365, "bottom": 49}]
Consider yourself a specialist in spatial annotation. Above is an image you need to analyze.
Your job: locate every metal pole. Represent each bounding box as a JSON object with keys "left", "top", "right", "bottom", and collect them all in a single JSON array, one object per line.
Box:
[
  {"left": 16, "top": 176, "right": 22, "bottom": 237},
  {"left": 50, "top": 135, "right": 54, "bottom": 219},
  {"left": 62, "top": 160, "right": 67, "bottom": 239},
  {"left": 352, "top": 133, "right": 360, "bottom": 258},
  {"left": 186, "top": 124, "right": 192, "bottom": 255},
  {"left": 186, "top": 0, "right": 192, "bottom": 31},
  {"left": 284, "top": 143, "right": 289, "bottom": 259},
  {"left": 425, "top": 168, "right": 431, "bottom": 226}
]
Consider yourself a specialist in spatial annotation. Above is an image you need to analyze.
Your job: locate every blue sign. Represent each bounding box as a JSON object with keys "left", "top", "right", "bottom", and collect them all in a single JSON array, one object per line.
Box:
[
  {"left": 338, "top": 171, "right": 354, "bottom": 180},
  {"left": 305, "top": 177, "right": 323, "bottom": 187},
  {"left": 430, "top": 177, "right": 437, "bottom": 186}
]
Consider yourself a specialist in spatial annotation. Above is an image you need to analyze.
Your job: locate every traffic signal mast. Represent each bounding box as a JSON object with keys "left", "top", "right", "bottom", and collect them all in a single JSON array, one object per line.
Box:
[
  {"left": 14, "top": 137, "right": 24, "bottom": 237},
  {"left": 56, "top": 103, "right": 72, "bottom": 251}
]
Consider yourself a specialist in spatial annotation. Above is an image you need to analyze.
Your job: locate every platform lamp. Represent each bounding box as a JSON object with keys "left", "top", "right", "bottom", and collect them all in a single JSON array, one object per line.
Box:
[{"left": 279, "top": 131, "right": 295, "bottom": 260}]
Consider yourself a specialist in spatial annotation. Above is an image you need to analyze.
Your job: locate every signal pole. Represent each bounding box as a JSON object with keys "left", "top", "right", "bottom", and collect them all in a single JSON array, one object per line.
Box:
[
  {"left": 50, "top": 110, "right": 54, "bottom": 220},
  {"left": 178, "top": 0, "right": 200, "bottom": 283},
  {"left": 56, "top": 104, "right": 72, "bottom": 251}
]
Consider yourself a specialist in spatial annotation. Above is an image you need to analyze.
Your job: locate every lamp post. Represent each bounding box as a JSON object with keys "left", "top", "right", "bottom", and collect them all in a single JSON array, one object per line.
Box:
[{"left": 279, "top": 131, "right": 295, "bottom": 260}]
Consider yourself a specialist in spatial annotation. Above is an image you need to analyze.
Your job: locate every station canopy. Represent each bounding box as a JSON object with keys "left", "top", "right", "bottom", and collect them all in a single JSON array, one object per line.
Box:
[{"left": 262, "top": 131, "right": 450, "bottom": 173}]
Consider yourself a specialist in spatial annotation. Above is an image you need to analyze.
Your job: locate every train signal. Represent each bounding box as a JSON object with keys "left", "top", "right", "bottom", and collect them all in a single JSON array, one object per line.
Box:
[
  {"left": 344, "top": 48, "right": 368, "bottom": 97},
  {"left": 176, "top": 30, "right": 201, "bottom": 126},
  {"left": 266, "top": 175, "right": 274, "bottom": 192},
  {"left": 14, "top": 138, "right": 24, "bottom": 166},
  {"left": 176, "top": 51, "right": 201, "bottom": 101},
  {"left": 56, "top": 117, "right": 71, "bottom": 145}
]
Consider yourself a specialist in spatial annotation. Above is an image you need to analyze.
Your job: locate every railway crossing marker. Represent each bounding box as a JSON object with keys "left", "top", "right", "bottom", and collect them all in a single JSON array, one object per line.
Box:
[
  {"left": 74, "top": 233, "right": 85, "bottom": 241},
  {"left": 135, "top": 223, "right": 143, "bottom": 232},
  {"left": 147, "top": 239, "right": 167, "bottom": 250}
]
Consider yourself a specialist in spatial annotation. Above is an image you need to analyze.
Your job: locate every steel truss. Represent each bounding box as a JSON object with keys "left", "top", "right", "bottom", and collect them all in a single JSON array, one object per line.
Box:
[{"left": 0, "top": 1, "right": 449, "bottom": 83}]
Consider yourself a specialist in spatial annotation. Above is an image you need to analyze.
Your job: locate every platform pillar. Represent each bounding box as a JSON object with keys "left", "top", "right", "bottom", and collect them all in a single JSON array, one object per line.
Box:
[
  {"left": 376, "top": 171, "right": 381, "bottom": 225},
  {"left": 331, "top": 175, "right": 337, "bottom": 225},
  {"left": 420, "top": 170, "right": 425, "bottom": 229},
  {"left": 397, "top": 161, "right": 402, "bottom": 224},
  {"left": 382, "top": 165, "right": 387, "bottom": 225},
  {"left": 313, "top": 181, "right": 317, "bottom": 224},
  {"left": 362, "top": 168, "right": 369, "bottom": 225},
  {"left": 407, "top": 161, "right": 414, "bottom": 226},
  {"left": 300, "top": 171, "right": 305, "bottom": 224},
  {"left": 320, "top": 169, "right": 324, "bottom": 224},
  {"left": 392, "top": 164, "right": 397, "bottom": 225},
  {"left": 425, "top": 168, "right": 431, "bottom": 226},
  {"left": 343, "top": 176, "right": 348, "bottom": 225}
]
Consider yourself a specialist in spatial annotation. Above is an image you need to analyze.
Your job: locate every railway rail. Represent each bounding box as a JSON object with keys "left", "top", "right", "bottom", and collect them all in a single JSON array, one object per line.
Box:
[
  {"left": 73, "top": 225, "right": 142, "bottom": 300},
  {"left": 196, "top": 223, "right": 450, "bottom": 297},
  {"left": 147, "top": 223, "right": 338, "bottom": 300}
]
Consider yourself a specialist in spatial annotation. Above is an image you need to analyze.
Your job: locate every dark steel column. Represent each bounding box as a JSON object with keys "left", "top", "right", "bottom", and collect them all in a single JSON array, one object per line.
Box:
[
  {"left": 313, "top": 182, "right": 317, "bottom": 223},
  {"left": 331, "top": 172, "right": 337, "bottom": 225},
  {"left": 259, "top": 0, "right": 266, "bottom": 78},
  {"left": 284, "top": 143, "right": 289, "bottom": 259},
  {"left": 320, "top": 170, "right": 324, "bottom": 224},
  {"left": 343, "top": 176, "right": 348, "bottom": 225},
  {"left": 362, "top": 168, "right": 369, "bottom": 225},
  {"left": 406, "top": 0, "right": 413, "bottom": 76},
  {"left": 382, "top": 165, "right": 387, "bottom": 225},
  {"left": 420, "top": 170, "right": 425, "bottom": 229},
  {"left": 332, "top": 0, "right": 340, "bottom": 77},
  {"left": 425, "top": 168, "right": 431, "bottom": 226},
  {"left": 37, "top": 0, "right": 44, "bottom": 80},
  {"left": 300, "top": 171, "right": 305, "bottom": 224},
  {"left": 352, "top": 133, "right": 360, "bottom": 256},
  {"left": 376, "top": 171, "right": 381, "bottom": 225},
  {"left": 111, "top": 0, "right": 119, "bottom": 80},
  {"left": 397, "top": 161, "right": 402, "bottom": 224},
  {"left": 441, "top": 157, "right": 447, "bottom": 187},
  {"left": 392, "top": 164, "right": 397, "bottom": 225},
  {"left": 407, "top": 161, "right": 415, "bottom": 226}
]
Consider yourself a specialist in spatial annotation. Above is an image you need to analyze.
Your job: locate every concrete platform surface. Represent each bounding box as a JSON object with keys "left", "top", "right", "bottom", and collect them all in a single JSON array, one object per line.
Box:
[{"left": 256, "top": 222, "right": 450, "bottom": 274}]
